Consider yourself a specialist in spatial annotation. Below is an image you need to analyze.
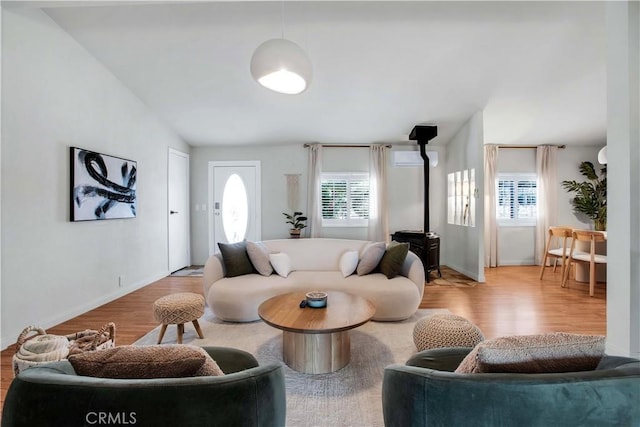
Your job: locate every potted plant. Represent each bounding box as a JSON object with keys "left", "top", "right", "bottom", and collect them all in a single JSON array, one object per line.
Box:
[
  {"left": 561, "top": 161, "right": 607, "bottom": 231},
  {"left": 283, "top": 211, "right": 307, "bottom": 238}
]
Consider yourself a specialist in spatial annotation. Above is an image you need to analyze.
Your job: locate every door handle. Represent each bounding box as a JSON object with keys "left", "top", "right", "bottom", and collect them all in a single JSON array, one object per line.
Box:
[{"left": 170, "top": 210, "right": 178, "bottom": 215}]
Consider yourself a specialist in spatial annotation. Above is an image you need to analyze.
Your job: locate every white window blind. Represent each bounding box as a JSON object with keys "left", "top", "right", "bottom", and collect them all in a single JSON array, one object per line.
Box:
[
  {"left": 497, "top": 174, "right": 537, "bottom": 226},
  {"left": 321, "top": 173, "right": 369, "bottom": 227}
]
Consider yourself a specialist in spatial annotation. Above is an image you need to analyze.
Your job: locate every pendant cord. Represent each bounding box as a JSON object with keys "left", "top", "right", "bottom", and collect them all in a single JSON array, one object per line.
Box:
[{"left": 280, "top": 0, "right": 285, "bottom": 39}]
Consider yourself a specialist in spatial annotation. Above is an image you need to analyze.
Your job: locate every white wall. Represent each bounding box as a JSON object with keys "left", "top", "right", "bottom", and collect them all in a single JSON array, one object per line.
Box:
[
  {"left": 495, "top": 145, "right": 603, "bottom": 266},
  {"left": 0, "top": 8, "right": 189, "bottom": 349},
  {"left": 389, "top": 146, "right": 446, "bottom": 239},
  {"left": 190, "top": 144, "right": 307, "bottom": 265},
  {"left": 443, "top": 111, "right": 485, "bottom": 281},
  {"left": 496, "top": 148, "right": 536, "bottom": 265},
  {"left": 190, "top": 143, "right": 446, "bottom": 265},
  {"left": 606, "top": 1, "right": 639, "bottom": 358},
  {"left": 0, "top": 5, "right": 4, "bottom": 350},
  {"left": 190, "top": 141, "right": 606, "bottom": 271}
]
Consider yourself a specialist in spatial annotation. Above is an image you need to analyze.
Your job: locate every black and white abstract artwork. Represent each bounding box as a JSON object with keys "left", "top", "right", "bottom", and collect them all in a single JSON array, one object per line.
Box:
[{"left": 71, "top": 147, "right": 137, "bottom": 221}]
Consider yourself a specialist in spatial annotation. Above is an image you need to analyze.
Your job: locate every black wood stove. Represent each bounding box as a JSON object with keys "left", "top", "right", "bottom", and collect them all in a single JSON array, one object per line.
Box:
[
  {"left": 391, "top": 230, "right": 441, "bottom": 282},
  {"left": 391, "top": 125, "right": 442, "bottom": 282}
]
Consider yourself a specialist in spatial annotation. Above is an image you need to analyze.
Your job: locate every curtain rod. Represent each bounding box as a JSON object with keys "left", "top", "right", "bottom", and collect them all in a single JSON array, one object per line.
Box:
[
  {"left": 304, "top": 143, "right": 565, "bottom": 149},
  {"left": 303, "top": 143, "right": 393, "bottom": 149},
  {"left": 497, "top": 144, "right": 566, "bottom": 149}
]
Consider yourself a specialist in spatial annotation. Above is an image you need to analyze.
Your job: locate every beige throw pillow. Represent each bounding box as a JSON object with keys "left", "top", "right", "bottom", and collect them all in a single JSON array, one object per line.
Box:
[
  {"left": 455, "top": 332, "right": 605, "bottom": 374},
  {"left": 246, "top": 241, "right": 273, "bottom": 276},
  {"left": 357, "top": 242, "right": 386, "bottom": 276},
  {"left": 68, "top": 345, "right": 224, "bottom": 379}
]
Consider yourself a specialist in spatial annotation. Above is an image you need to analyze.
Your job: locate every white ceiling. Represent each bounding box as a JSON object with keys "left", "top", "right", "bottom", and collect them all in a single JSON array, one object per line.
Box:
[{"left": 36, "top": 1, "right": 606, "bottom": 147}]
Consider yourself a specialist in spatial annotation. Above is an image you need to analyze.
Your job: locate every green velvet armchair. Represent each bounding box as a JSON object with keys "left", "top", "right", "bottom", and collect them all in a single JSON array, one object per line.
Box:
[
  {"left": 2, "top": 346, "right": 286, "bottom": 427},
  {"left": 382, "top": 347, "right": 640, "bottom": 427}
]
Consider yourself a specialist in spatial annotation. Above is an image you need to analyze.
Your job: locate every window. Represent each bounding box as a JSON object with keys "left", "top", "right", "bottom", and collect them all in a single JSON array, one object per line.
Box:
[
  {"left": 221, "top": 173, "right": 248, "bottom": 243},
  {"left": 447, "top": 168, "right": 475, "bottom": 227},
  {"left": 321, "top": 173, "right": 369, "bottom": 227},
  {"left": 497, "top": 174, "right": 537, "bottom": 226}
]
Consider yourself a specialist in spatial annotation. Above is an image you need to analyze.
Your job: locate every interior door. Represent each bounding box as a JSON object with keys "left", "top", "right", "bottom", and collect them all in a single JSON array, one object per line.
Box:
[
  {"left": 168, "top": 149, "right": 190, "bottom": 272},
  {"left": 209, "top": 161, "right": 261, "bottom": 254}
]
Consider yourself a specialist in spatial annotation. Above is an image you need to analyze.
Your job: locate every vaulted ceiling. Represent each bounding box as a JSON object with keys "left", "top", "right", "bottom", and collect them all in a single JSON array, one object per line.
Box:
[{"left": 33, "top": 1, "right": 606, "bottom": 147}]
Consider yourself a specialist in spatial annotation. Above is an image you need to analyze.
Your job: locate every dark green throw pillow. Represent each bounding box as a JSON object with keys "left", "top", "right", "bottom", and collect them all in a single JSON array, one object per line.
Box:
[
  {"left": 218, "top": 241, "right": 256, "bottom": 277},
  {"left": 378, "top": 241, "right": 409, "bottom": 279}
]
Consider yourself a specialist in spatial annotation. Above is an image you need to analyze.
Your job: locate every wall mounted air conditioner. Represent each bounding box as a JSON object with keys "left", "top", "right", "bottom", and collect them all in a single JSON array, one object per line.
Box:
[{"left": 393, "top": 150, "right": 438, "bottom": 167}]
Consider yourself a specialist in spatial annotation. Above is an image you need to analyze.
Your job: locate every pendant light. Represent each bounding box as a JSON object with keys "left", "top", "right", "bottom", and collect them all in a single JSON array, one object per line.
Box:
[
  {"left": 250, "top": 3, "right": 312, "bottom": 94},
  {"left": 597, "top": 146, "right": 607, "bottom": 164},
  {"left": 250, "top": 38, "right": 312, "bottom": 94}
]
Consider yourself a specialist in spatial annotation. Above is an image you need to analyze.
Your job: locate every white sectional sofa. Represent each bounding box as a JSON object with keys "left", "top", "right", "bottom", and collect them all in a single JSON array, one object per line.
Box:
[{"left": 202, "top": 238, "right": 425, "bottom": 322}]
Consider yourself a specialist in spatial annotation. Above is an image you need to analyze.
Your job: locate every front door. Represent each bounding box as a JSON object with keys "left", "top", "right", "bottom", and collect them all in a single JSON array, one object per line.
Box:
[
  {"left": 168, "top": 149, "right": 190, "bottom": 272},
  {"left": 208, "top": 161, "right": 261, "bottom": 254}
]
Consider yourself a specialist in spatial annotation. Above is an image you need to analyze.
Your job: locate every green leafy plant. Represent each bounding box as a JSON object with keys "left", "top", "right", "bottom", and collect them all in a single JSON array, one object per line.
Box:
[
  {"left": 283, "top": 211, "right": 307, "bottom": 230},
  {"left": 561, "top": 161, "right": 607, "bottom": 231}
]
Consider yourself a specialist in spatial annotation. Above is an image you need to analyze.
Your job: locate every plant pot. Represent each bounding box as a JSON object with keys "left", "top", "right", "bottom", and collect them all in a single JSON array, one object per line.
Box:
[
  {"left": 594, "top": 218, "right": 606, "bottom": 232},
  {"left": 289, "top": 229, "right": 301, "bottom": 239}
]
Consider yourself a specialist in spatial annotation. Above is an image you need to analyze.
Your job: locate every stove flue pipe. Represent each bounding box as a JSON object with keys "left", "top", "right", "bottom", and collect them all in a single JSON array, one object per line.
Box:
[
  {"left": 409, "top": 125, "right": 438, "bottom": 233},
  {"left": 418, "top": 142, "right": 430, "bottom": 233}
]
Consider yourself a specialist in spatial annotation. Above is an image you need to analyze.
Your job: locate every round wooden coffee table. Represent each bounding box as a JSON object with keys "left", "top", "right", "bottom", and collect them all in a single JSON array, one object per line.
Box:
[{"left": 258, "top": 291, "right": 376, "bottom": 374}]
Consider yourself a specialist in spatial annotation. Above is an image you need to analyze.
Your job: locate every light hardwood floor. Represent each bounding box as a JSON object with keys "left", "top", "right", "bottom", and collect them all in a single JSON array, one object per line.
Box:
[{"left": 0, "top": 265, "right": 606, "bottom": 412}]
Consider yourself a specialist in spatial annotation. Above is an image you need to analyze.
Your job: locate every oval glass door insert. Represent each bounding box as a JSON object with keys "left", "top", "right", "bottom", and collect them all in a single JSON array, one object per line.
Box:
[{"left": 222, "top": 173, "right": 248, "bottom": 243}]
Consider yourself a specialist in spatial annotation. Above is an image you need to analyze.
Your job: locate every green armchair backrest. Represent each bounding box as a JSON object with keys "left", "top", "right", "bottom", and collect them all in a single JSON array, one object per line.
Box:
[
  {"left": 2, "top": 346, "right": 286, "bottom": 427},
  {"left": 382, "top": 347, "right": 640, "bottom": 427}
]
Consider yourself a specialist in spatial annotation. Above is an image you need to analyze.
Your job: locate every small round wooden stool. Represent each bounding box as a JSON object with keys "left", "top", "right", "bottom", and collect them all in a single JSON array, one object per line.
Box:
[{"left": 153, "top": 292, "right": 205, "bottom": 344}]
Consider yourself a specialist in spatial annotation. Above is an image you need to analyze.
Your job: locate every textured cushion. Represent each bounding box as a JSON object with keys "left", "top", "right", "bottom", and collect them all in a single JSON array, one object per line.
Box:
[
  {"left": 269, "top": 253, "right": 293, "bottom": 278},
  {"left": 455, "top": 332, "right": 605, "bottom": 374},
  {"left": 357, "top": 242, "right": 386, "bottom": 276},
  {"left": 218, "top": 241, "right": 256, "bottom": 277},
  {"left": 68, "top": 345, "right": 224, "bottom": 379},
  {"left": 413, "top": 314, "right": 485, "bottom": 351},
  {"left": 339, "top": 250, "right": 359, "bottom": 277},
  {"left": 378, "top": 241, "right": 409, "bottom": 279},
  {"left": 246, "top": 241, "right": 273, "bottom": 276}
]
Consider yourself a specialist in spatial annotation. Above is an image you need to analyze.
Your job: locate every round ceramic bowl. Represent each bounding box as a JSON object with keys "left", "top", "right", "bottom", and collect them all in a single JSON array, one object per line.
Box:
[{"left": 305, "top": 291, "right": 328, "bottom": 308}]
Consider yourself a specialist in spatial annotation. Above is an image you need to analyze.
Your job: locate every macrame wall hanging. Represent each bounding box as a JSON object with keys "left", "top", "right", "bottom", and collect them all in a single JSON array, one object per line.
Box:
[{"left": 285, "top": 174, "right": 301, "bottom": 211}]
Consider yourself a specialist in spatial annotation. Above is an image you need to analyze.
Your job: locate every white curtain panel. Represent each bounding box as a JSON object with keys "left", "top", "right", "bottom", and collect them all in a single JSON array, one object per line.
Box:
[
  {"left": 306, "top": 144, "right": 323, "bottom": 237},
  {"left": 535, "top": 145, "right": 558, "bottom": 265},
  {"left": 368, "top": 144, "right": 390, "bottom": 242},
  {"left": 484, "top": 145, "right": 499, "bottom": 267}
]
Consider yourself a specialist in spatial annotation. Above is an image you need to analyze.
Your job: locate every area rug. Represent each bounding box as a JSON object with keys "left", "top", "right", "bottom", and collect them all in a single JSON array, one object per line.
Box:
[
  {"left": 170, "top": 266, "right": 204, "bottom": 277},
  {"left": 427, "top": 265, "right": 478, "bottom": 287},
  {"left": 135, "top": 307, "right": 450, "bottom": 427}
]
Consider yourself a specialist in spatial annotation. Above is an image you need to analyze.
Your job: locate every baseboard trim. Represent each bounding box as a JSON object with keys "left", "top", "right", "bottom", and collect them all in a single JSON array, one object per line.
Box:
[
  {"left": 498, "top": 259, "right": 536, "bottom": 266},
  {"left": 1, "top": 270, "right": 170, "bottom": 350}
]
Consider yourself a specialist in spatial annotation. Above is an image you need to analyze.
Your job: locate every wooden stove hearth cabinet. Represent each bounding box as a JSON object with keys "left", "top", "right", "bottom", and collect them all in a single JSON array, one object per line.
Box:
[{"left": 391, "top": 231, "right": 441, "bottom": 282}]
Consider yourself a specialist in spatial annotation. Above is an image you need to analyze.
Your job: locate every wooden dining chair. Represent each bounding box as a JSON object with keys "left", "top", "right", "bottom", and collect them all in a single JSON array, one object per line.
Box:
[
  {"left": 539, "top": 226, "right": 573, "bottom": 280},
  {"left": 562, "top": 230, "right": 607, "bottom": 296}
]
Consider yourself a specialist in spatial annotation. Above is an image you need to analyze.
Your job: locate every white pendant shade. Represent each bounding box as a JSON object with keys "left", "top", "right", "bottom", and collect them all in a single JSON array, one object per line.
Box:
[
  {"left": 250, "top": 38, "right": 312, "bottom": 95},
  {"left": 598, "top": 146, "right": 607, "bottom": 164}
]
